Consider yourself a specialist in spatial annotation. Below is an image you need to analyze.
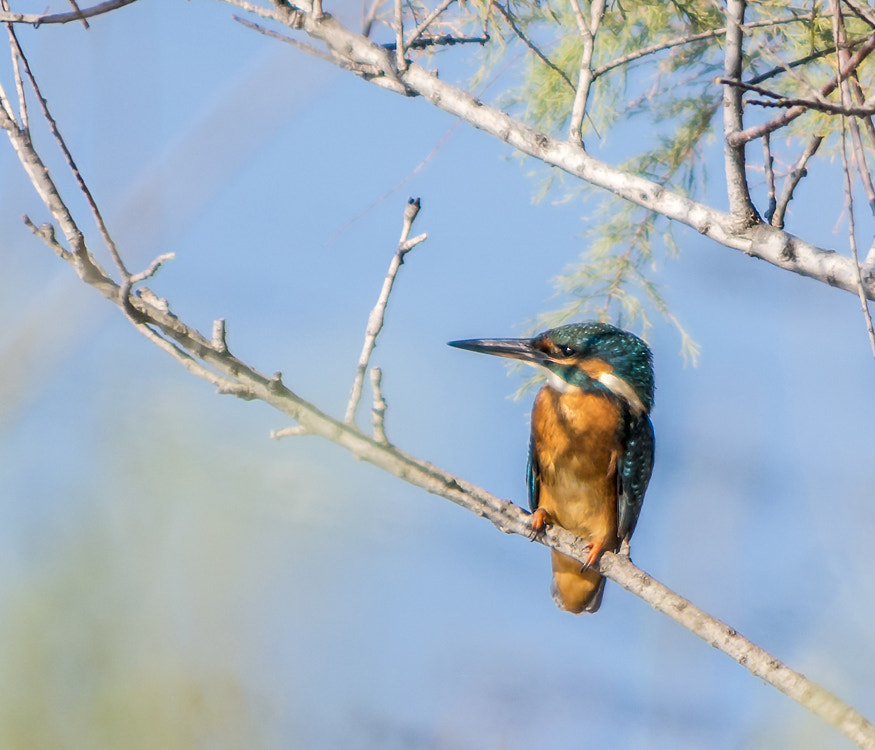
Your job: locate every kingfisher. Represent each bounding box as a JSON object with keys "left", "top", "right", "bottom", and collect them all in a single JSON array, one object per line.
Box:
[{"left": 449, "top": 322, "right": 654, "bottom": 614}]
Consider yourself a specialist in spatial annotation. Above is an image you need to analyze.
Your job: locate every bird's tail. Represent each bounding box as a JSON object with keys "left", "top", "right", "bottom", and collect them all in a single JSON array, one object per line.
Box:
[{"left": 549, "top": 549, "right": 606, "bottom": 614}]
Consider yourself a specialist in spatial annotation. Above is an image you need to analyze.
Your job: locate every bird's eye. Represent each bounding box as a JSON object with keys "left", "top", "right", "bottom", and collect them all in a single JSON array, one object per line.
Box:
[{"left": 561, "top": 345, "right": 576, "bottom": 357}]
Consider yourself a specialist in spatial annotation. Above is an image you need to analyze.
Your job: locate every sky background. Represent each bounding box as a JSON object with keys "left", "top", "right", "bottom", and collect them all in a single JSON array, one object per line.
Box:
[{"left": 1, "top": 1, "right": 874, "bottom": 748}]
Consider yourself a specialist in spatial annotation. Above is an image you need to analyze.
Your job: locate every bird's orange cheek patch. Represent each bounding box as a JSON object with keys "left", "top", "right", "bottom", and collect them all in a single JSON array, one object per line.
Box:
[{"left": 578, "top": 357, "right": 614, "bottom": 380}]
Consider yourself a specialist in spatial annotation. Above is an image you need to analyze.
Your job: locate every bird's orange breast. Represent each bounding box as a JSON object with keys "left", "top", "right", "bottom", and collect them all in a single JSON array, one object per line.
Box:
[
  {"left": 531, "top": 384, "right": 622, "bottom": 550},
  {"left": 531, "top": 384, "right": 624, "bottom": 613}
]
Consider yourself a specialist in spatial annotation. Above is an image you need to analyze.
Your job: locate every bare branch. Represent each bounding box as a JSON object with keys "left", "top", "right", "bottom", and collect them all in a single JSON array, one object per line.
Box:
[
  {"left": 771, "top": 135, "right": 823, "bottom": 229},
  {"left": 1, "top": 0, "right": 27, "bottom": 131},
  {"left": 493, "top": 1, "right": 574, "bottom": 92},
  {"left": 567, "top": 0, "right": 605, "bottom": 144},
  {"left": 729, "top": 30, "right": 875, "bottom": 146},
  {"left": 66, "top": 0, "right": 91, "bottom": 29},
  {"left": 763, "top": 132, "right": 776, "bottom": 223},
  {"left": 393, "top": 0, "right": 405, "bottom": 71},
  {"left": 22, "top": 215, "right": 70, "bottom": 261},
  {"left": 404, "top": 0, "right": 454, "bottom": 51},
  {"left": 843, "top": 0, "right": 875, "bottom": 30},
  {"left": 129, "top": 252, "right": 175, "bottom": 285},
  {"left": 9, "top": 29, "right": 129, "bottom": 282},
  {"left": 721, "top": 0, "right": 758, "bottom": 224},
  {"left": 0, "top": 0, "right": 140, "bottom": 26},
  {"left": 369, "top": 367, "right": 388, "bottom": 444},
  {"left": 720, "top": 76, "right": 875, "bottom": 117},
  {"left": 344, "top": 197, "right": 425, "bottom": 426},
  {"left": 593, "top": 14, "right": 814, "bottom": 81},
  {"left": 255, "top": 6, "right": 875, "bottom": 299},
  {"left": 833, "top": 0, "right": 875, "bottom": 359}
]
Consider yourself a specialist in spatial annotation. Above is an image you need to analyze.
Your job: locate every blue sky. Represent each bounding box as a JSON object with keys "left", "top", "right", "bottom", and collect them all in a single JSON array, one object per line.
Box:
[{"left": 1, "top": 1, "right": 874, "bottom": 747}]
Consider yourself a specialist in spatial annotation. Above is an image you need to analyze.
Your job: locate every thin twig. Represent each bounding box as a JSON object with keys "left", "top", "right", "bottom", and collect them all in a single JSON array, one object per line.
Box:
[
  {"left": 233, "top": 16, "right": 337, "bottom": 65},
  {"left": 66, "top": 0, "right": 90, "bottom": 28},
  {"left": 771, "top": 134, "right": 823, "bottom": 229},
  {"left": 729, "top": 30, "right": 875, "bottom": 146},
  {"left": 834, "top": 0, "right": 875, "bottom": 359},
  {"left": 9, "top": 29, "right": 129, "bottom": 282},
  {"left": 326, "top": 120, "right": 459, "bottom": 245},
  {"left": 344, "top": 197, "right": 425, "bottom": 425},
  {"left": 833, "top": 9, "right": 875, "bottom": 217},
  {"left": 843, "top": 0, "right": 875, "bottom": 30},
  {"left": 746, "top": 34, "right": 867, "bottom": 87},
  {"left": 382, "top": 33, "right": 488, "bottom": 50},
  {"left": 493, "top": 1, "right": 574, "bottom": 91},
  {"left": 362, "top": 0, "right": 382, "bottom": 36},
  {"left": 404, "top": 0, "right": 454, "bottom": 50},
  {"left": 763, "top": 132, "right": 776, "bottom": 223},
  {"left": 0, "top": 0, "right": 140, "bottom": 25},
  {"left": 22, "top": 215, "right": 70, "bottom": 261},
  {"left": 593, "top": 13, "right": 814, "bottom": 80},
  {"left": 720, "top": 76, "right": 875, "bottom": 117}
]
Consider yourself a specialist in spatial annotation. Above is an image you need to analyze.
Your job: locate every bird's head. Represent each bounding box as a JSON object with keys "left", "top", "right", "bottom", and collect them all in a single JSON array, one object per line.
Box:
[{"left": 449, "top": 322, "right": 654, "bottom": 415}]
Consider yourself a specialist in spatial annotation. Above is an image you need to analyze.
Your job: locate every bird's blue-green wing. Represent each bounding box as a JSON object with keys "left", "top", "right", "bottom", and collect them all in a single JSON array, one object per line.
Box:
[
  {"left": 526, "top": 434, "right": 540, "bottom": 513},
  {"left": 617, "top": 415, "right": 654, "bottom": 541}
]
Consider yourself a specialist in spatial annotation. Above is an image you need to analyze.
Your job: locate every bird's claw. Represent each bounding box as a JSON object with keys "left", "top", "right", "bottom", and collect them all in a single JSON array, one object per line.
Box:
[{"left": 528, "top": 508, "right": 551, "bottom": 540}]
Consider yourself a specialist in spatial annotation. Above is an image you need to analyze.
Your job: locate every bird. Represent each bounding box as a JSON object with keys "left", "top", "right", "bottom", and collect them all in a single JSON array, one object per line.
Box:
[{"left": 448, "top": 322, "right": 654, "bottom": 613}]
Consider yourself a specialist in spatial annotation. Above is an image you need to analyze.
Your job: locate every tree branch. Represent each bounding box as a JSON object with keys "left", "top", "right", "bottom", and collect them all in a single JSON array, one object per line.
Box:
[
  {"left": 0, "top": 0, "right": 140, "bottom": 26},
  {"left": 770, "top": 134, "right": 823, "bottom": 229},
  {"left": 344, "top": 197, "right": 425, "bottom": 425},
  {"left": 243, "top": 6, "right": 875, "bottom": 300},
  {"left": 722, "top": 0, "right": 758, "bottom": 224},
  {"left": 567, "top": 0, "right": 604, "bottom": 144},
  {"left": 729, "top": 30, "right": 875, "bottom": 146}
]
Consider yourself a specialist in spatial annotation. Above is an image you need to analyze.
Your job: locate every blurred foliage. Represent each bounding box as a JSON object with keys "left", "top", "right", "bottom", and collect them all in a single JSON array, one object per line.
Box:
[
  {"left": 0, "top": 382, "right": 362, "bottom": 750},
  {"left": 399, "top": 0, "right": 875, "bottom": 356}
]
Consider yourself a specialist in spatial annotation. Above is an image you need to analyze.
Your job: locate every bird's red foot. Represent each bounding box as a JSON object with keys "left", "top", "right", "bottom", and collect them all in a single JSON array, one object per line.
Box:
[
  {"left": 583, "top": 541, "right": 605, "bottom": 570},
  {"left": 529, "top": 508, "right": 552, "bottom": 539}
]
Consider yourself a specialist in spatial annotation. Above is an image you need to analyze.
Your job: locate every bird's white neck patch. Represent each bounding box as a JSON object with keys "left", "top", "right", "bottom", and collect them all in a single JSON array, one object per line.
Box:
[
  {"left": 543, "top": 366, "right": 645, "bottom": 415},
  {"left": 596, "top": 372, "right": 646, "bottom": 416}
]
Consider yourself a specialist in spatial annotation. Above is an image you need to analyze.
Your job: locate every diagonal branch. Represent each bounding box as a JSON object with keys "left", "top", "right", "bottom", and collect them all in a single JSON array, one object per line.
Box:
[
  {"left": 770, "top": 134, "right": 823, "bottom": 229},
  {"left": 0, "top": 0, "right": 140, "bottom": 25},
  {"left": 246, "top": 3, "right": 875, "bottom": 299},
  {"left": 493, "top": 1, "right": 574, "bottom": 92}
]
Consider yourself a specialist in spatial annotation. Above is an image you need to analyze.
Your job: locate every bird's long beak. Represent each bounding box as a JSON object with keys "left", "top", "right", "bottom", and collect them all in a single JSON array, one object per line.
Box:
[{"left": 448, "top": 337, "right": 546, "bottom": 365}]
